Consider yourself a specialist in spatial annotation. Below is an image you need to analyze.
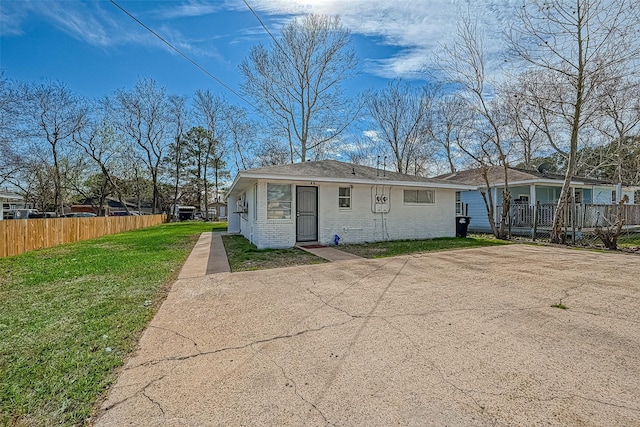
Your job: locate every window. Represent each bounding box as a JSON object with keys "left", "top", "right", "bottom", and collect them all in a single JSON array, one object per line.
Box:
[
  {"left": 339, "top": 187, "right": 351, "bottom": 209},
  {"left": 404, "top": 189, "right": 435, "bottom": 204},
  {"left": 267, "top": 183, "right": 292, "bottom": 219},
  {"left": 253, "top": 184, "right": 258, "bottom": 219},
  {"left": 455, "top": 192, "right": 462, "bottom": 214},
  {"left": 612, "top": 190, "right": 617, "bottom": 203}
]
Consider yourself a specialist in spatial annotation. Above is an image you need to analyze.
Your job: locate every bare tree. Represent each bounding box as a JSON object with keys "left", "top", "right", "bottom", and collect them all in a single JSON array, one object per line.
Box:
[
  {"left": 365, "top": 79, "right": 437, "bottom": 175},
  {"left": 436, "top": 16, "right": 512, "bottom": 239},
  {"left": 112, "top": 78, "right": 168, "bottom": 213},
  {"left": 0, "top": 77, "right": 24, "bottom": 187},
  {"left": 255, "top": 140, "right": 290, "bottom": 167},
  {"left": 72, "top": 103, "right": 125, "bottom": 216},
  {"left": 501, "top": 77, "right": 548, "bottom": 169},
  {"left": 23, "top": 81, "right": 87, "bottom": 214},
  {"left": 240, "top": 14, "right": 358, "bottom": 162},
  {"left": 224, "top": 105, "right": 257, "bottom": 170},
  {"left": 431, "top": 94, "right": 469, "bottom": 174},
  {"left": 193, "top": 90, "right": 227, "bottom": 220},
  {"left": 597, "top": 78, "right": 640, "bottom": 185},
  {"left": 509, "top": 0, "right": 640, "bottom": 243}
]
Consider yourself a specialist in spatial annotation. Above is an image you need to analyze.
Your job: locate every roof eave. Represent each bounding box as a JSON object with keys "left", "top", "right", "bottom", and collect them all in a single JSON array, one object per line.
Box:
[{"left": 227, "top": 172, "right": 476, "bottom": 194}]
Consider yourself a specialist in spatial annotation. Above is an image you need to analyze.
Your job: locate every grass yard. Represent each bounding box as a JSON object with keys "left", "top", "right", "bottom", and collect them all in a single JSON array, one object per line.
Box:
[
  {"left": 337, "top": 236, "right": 510, "bottom": 258},
  {"left": 0, "top": 221, "right": 224, "bottom": 427},
  {"left": 222, "top": 234, "right": 327, "bottom": 271}
]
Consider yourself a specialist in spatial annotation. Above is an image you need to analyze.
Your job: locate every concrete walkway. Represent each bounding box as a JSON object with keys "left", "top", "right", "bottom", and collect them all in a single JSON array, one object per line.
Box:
[
  {"left": 296, "top": 244, "right": 363, "bottom": 262},
  {"left": 177, "top": 232, "right": 230, "bottom": 278},
  {"left": 178, "top": 234, "right": 361, "bottom": 279}
]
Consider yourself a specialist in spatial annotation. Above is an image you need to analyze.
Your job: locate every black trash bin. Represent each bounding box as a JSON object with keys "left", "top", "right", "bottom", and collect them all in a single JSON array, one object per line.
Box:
[{"left": 456, "top": 216, "right": 471, "bottom": 238}]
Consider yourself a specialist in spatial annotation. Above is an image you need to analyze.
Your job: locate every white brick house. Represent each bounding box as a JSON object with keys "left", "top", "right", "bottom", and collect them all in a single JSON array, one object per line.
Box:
[{"left": 226, "top": 160, "right": 476, "bottom": 249}]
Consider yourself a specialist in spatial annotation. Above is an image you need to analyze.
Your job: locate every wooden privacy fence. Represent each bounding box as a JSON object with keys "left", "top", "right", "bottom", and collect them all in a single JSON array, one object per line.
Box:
[{"left": 0, "top": 214, "right": 166, "bottom": 258}]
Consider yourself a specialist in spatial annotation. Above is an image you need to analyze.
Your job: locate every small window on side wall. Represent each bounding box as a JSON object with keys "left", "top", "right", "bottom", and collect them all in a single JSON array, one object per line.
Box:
[
  {"left": 404, "top": 189, "right": 435, "bottom": 204},
  {"left": 339, "top": 187, "right": 351, "bottom": 209},
  {"left": 455, "top": 192, "right": 462, "bottom": 214}
]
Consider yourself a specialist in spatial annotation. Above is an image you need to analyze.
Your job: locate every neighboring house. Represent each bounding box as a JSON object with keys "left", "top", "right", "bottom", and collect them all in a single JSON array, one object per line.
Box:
[
  {"left": 207, "top": 201, "right": 227, "bottom": 220},
  {"left": 72, "top": 197, "right": 149, "bottom": 216},
  {"left": 226, "top": 160, "right": 476, "bottom": 249},
  {"left": 0, "top": 192, "right": 29, "bottom": 220},
  {"left": 170, "top": 205, "right": 197, "bottom": 221},
  {"left": 437, "top": 166, "right": 640, "bottom": 233}
]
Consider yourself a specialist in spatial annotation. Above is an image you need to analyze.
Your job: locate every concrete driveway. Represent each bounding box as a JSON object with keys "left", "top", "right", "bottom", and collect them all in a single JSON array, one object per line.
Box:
[{"left": 95, "top": 245, "right": 640, "bottom": 426}]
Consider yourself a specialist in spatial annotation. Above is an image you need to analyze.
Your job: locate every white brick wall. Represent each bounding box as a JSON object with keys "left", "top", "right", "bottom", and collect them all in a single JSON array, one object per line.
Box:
[
  {"left": 228, "top": 179, "right": 458, "bottom": 248},
  {"left": 318, "top": 183, "right": 456, "bottom": 246}
]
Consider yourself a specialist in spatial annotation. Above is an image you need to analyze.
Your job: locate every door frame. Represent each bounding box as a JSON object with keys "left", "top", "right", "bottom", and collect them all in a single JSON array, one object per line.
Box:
[{"left": 296, "top": 186, "right": 318, "bottom": 242}]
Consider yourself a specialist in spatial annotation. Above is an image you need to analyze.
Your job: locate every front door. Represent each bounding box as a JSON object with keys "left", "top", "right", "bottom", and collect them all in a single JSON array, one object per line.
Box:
[{"left": 296, "top": 186, "right": 318, "bottom": 242}]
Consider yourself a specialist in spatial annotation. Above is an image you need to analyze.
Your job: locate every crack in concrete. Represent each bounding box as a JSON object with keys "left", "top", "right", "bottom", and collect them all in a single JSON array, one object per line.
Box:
[
  {"left": 128, "top": 318, "right": 357, "bottom": 370},
  {"left": 251, "top": 344, "right": 336, "bottom": 426},
  {"left": 306, "top": 286, "right": 355, "bottom": 319},
  {"left": 380, "top": 317, "right": 495, "bottom": 423},
  {"left": 149, "top": 325, "right": 201, "bottom": 352},
  {"left": 566, "top": 309, "right": 640, "bottom": 325},
  {"left": 558, "top": 283, "right": 589, "bottom": 306},
  {"left": 570, "top": 394, "right": 640, "bottom": 413},
  {"left": 102, "top": 375, "right": 166, "bottom": 413},
  {"left": 142, "top": 386, "right": 166, "bottom": 418},
  {"left": 458, "top": 389, "right": 640, "bottom": 415}
]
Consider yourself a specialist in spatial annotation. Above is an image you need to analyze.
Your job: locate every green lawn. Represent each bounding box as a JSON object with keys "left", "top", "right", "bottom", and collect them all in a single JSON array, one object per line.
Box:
[
  {"left": 337, "top": 236, "right": 510, "bottom": 258},
  {"left": 222, "top": 234, "right": 327, "bottom": 271},
  {"left": 0, "top": 221, "right": 224, "bottom": 427}
]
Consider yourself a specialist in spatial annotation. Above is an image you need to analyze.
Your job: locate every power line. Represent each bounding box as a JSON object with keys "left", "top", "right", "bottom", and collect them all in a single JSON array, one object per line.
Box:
[{"left": 108, "top": 0, "right": 257, "bottom": 110}]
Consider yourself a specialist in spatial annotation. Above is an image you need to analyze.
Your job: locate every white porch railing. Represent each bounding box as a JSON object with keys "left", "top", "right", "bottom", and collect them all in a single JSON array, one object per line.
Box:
[{"left": 496, "top": 203, "right": 640, "bottom": 229}]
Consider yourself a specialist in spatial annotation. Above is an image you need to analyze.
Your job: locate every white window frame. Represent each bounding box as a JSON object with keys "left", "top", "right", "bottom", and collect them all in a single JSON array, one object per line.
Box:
[
  {"left": 403, "top": 189, "right": 435, "bottom": 205},
  {"left": 253, "top": 183, "right": 258, "bottom": 220},
  {"left": 339, "top": 186, "right": 352, "bottom": 209},
  {"left": 455, "top": 192, "right": 462, "bottom": 214},
  {"left": 267, "top": 183, "right": 292, "bottom": 220}
]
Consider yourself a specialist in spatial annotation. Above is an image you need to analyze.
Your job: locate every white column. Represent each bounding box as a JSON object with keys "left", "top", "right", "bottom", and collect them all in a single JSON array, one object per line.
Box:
[{"left": 530, "top": 184, "right": 537, "bottom": 206}]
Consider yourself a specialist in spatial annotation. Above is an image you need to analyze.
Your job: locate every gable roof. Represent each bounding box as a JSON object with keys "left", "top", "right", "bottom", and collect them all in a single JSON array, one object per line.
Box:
[
  {"left": 228, "top": 160, "right": 476, "bottom": 195},
  {"left": 436, "top": 166, "right": 635, "bottom": 188}
]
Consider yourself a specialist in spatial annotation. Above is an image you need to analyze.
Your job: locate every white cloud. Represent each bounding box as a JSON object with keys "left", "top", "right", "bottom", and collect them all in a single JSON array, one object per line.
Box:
[
  {"left": 362, "top": 130, "right": 379, "bottom": 141},
  {"left": 238, "top": 0, "right": 520, "bottom": 78},
  {"left": 3, "top": 1, "right": 224, "bottom": 59},
  {"left": 153, "top": 1, "right": 223, "bottom": 19}
]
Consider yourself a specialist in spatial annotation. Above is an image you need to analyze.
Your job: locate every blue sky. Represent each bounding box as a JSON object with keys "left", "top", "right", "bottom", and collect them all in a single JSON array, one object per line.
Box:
[{"left": 0, "top": 0, "right": 515, "bottom": 108}]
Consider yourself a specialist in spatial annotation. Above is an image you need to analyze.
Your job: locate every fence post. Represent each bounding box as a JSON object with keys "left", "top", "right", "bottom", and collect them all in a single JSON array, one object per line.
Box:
[{"left": 532, "top": 202, "right": 538, "bottom": 241}]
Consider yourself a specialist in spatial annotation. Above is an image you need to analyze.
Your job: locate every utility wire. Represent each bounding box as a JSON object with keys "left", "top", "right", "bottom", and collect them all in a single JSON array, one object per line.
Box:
[{"left": 109, "top": 0, "right": 258, "bottom": 110}]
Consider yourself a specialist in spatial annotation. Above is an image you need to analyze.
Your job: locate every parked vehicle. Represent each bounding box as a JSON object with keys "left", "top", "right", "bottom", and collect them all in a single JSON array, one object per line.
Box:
[
  {"left": 62, "top": 212, "right": 97, "bottom": 218},
  {"left": 110, "top": 211, "right": 139, "bottom": 216},
  {"left": 6, "top": 209, "right": 42, "bottom": 219}
]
